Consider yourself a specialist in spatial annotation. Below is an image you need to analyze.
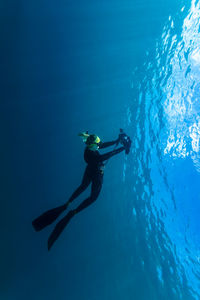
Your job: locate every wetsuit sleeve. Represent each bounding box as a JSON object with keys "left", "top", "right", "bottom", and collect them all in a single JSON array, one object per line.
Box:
[
  {"left": 99, "top": 140, "right": 118, "bottom": 149},
  {"left": 98, "top": 147, "right": 125, "bottom": 162}
]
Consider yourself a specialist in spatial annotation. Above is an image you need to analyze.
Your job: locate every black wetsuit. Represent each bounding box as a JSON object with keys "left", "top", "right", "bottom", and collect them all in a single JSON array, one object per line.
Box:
[
  {"left": 47, "top": 140, "right": 125, "bottom": 250},
  {"left": 68, "top": 140, "right": 125, "bottom": 213},
  {"left": 33, "top": 139, "right": 126, "bottom": 250}
]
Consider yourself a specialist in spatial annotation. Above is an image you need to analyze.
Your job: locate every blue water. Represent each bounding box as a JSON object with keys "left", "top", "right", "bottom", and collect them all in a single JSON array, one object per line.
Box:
[{"left": 2, "top": 0, "right": 200, "bottom": 299}]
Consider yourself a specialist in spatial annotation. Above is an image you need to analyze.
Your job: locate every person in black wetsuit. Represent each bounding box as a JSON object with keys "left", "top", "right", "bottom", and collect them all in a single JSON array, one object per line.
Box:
[
  {"left": 47, "top": 133, "right": 127, "bottom": 250},
  {"left": 64, "top": 133, "right": 125, "bottom": 214},
  {"left": 32, "top": 131, "right": 131, "bottom": 250}
]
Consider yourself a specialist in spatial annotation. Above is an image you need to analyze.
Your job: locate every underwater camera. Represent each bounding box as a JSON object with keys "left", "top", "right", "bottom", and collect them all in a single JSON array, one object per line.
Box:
[{"left": 119, "top": 129, "right": 132, "bottom": 154}]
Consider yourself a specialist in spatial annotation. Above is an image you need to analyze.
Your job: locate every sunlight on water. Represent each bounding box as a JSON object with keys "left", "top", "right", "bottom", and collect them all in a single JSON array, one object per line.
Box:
[
  {"left": 155, "top": 0, "right": 200, "bottom": 296},
  {"left": 128, "top": 0, "right": 200, "bottom": 298},
  {"left": 163, "top": 0, "right": 200, "bottom": 171}
]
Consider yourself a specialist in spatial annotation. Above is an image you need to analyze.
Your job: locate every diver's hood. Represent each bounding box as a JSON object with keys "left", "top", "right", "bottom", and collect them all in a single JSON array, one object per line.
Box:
[
  {"left": 79, "top": 132, "right": 101, "bottom": 150},
  {"left": 85, "top": 134, "right": 100, "bottom": 145}
]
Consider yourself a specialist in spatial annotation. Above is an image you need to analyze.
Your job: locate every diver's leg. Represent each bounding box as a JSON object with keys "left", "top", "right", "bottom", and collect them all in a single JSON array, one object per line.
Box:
[
  {"left": 65, "top": 168, "right": 92, "bottom": 207},
  {"left": 48, "top": 174, "right": 103, "bottom": 250},
  {"left": 73, "top": 174, "right": 103, "bottom": 214}
]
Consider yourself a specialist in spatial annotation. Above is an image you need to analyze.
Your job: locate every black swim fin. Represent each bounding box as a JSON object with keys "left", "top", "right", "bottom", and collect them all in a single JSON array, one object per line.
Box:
[
  {"left": 32, "top": 204, "right": 67, "bottom": 232},
  {"left": 48, "top": 211, "right": 74, "bottom": 251}
]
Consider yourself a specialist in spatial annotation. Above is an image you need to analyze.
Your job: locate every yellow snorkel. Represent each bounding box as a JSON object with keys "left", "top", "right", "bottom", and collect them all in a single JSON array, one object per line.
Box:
[{"left": 78, "top": 132, "right": 90, "bottom": 143}]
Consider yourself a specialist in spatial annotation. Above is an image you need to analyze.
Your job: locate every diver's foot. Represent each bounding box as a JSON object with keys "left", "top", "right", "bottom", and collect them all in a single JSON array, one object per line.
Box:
[{"left": 48, "top": 210, "right": 75, "bottom": 250}]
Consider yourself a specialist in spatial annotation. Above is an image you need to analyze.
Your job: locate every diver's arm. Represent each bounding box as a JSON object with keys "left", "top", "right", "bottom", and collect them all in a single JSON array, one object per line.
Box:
[
  {"left": 99, "top": 141, "right": 117, "bottom": 149},
  {"left": 99, "top": 137, "right": 120, "bottom": 149},
  {"left": 98, "top": 147, "right": 125, "bottom": 162}
]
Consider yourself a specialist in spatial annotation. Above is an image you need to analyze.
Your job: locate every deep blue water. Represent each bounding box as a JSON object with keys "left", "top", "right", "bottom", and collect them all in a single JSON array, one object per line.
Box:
[{"left": 2, "top": 0, "right": 200, "bottom": 299}]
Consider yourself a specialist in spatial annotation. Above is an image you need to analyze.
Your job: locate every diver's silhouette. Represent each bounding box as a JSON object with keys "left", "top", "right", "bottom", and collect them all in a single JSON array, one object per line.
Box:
[{"left": 32, "top": 130, "right": 131, "bottom": 250}]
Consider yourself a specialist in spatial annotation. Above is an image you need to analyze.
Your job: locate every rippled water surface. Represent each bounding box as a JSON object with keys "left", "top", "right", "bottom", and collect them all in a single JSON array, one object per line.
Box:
[{"left": 128, "top": 1, "right": 200, "bottom": 298}]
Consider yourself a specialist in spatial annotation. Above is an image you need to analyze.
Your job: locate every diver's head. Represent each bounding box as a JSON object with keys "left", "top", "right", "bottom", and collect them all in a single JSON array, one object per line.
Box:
[
  {"left": 79, "top": 132, "right": 101, "bottom": 150},
  {"left": 86, "top": 134, "right": 101, "bottom": 151}
]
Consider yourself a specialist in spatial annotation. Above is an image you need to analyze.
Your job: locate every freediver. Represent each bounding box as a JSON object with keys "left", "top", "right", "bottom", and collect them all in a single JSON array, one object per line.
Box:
[{"left": 32, "top": 130, "right": 131, "bottom": 250}]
